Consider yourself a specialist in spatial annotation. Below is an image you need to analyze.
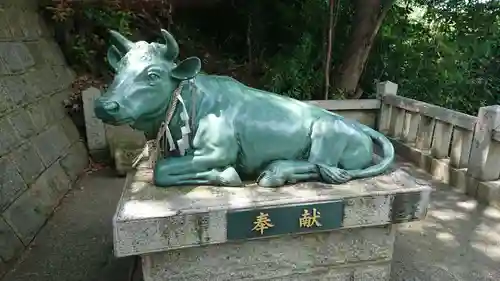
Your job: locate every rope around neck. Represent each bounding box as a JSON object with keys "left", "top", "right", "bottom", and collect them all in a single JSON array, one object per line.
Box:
[{"left": 132, "top": 80, "right": 194, "bottom": 169}]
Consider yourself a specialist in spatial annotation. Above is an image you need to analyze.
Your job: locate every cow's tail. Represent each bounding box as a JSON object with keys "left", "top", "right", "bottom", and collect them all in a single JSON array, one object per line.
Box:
[{"left": 347, "top": 123, "right": 395, "bottom": 179}]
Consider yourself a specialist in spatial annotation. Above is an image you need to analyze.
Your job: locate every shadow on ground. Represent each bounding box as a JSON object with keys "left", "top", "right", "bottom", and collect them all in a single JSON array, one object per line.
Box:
[
  {"left": 391, "top": 160, "right": 500, "bottom": 281},
  {"left": 2, "top": 160, "right": 499, "bottom": 281}
]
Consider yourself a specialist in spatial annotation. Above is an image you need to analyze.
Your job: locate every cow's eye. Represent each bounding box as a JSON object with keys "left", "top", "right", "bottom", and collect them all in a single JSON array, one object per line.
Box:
[{"left": 148, "top": 73, "right": 160, "bottom": 81}]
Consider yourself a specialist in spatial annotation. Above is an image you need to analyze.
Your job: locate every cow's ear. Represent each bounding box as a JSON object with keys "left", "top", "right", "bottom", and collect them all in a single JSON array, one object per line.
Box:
[
  {"left": 171, "top": 57, "right": 201, "bottom": 80},
  {"left": 107, "top": 45, "right": 123, "bottom": 72}
]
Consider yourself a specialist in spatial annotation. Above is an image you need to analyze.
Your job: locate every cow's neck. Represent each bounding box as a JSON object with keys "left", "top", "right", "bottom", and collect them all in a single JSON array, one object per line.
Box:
[
  {"left": 168, "top": 88, "right": 193, "bottom": 140},
  {"left": 132, "top": 81, "right": 197, "bottom": 141}
]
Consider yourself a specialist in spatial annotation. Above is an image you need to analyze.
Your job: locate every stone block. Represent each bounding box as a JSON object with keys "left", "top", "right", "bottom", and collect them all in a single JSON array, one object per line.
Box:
[
  {"left": 26, "top": 100, "right": 51, "bottom": 133},
  {"left": 7, "top": 109, "right": 36, "bottom": 139},
  {"left": 49, "top": 91, "right": 71, "bottom": 122},
  {"left": 117, "top": 159, "right": 432, "bottom": 281},
  {"left": 106, "top": 124, "right": 146, "bottom": 170},
  {"left": 10, "top": 142, "right": 45, "bottom": 184},
  {"left": 418, "top": 151, "right": 434, "bottom": 173},
  {"left": 47, "top": 41, "right": 67, "bottom": 66},
  {"left": 1, "top": 76, "right": 30, "bottom": 106},
  {"left": 465, "top": 176, "right": 479, "bottom": 197},
  {"left": 476, "top": 181, "right": 500, "bottom": 208},
  {"left": 0, "top": 9, "right": 12, "bottom": 40},
  {"left": 114, "top": 164, "right": 432, "bottom": 257},
  {"left": 377, "top": 81, "right": 398, "bottom": 97},
  {"left": 25, "top": 41, "right": 46, "bottom": 66},
  {"left": 32, "top": 125, "right": 71, "bottom": 167},
  {"left": 0, "top": 156, "right": 27, "bottom": 212},
  {"left": 0, "top": 42, "right": 27, "bottom": 74},
  {"left": 17, "top": 10, "right": 42, "bottom": 40},
  {"left": 449, "top": 167, "right": 468, "bottom": 193},
  {"left": 114, "top": 146, "right": 143, "bottom": 176},
  {"left": 12, "top": 42, "right": 34, "bottom": 69},
  {"left": 0, "top": 58, "right": 8, "bottom": 76},
  {"left": 43, "top": 66, "right": 63, "bottom": 95},
  {"left": 82, "top": 87, "right": 108, "bottom": 159},
  {"left": 0, "top": 217, "right": 24, "bottom": 261},
  {"left": 39, "top": 98, "right": 58, "bottom": 125},
  {"left": 53, "top": 124, "right": 72, "bottom": 151},
  {"left": 0, "top": 259, "right": 5, "bottom": 278},
  {"left": 333, "top": 110, "right": 377, "bottom": 128},
  {"left": 60, "top": 116, "right": 82, "bottom": 144},
  {"left": 25, "top": 65, "right": 59, "bottom": 96},
  {"left": 430, "top": 158, "right": 451, "bottom": 184},
  {"left": 52, "top": 65, "right": 74, "bottom": 92},
  {"left": 36, "top": 39, "right": 61, "bottom": 66},
  {"left": 36, "top": 11, "right": 53, "bottom": 38},
  {"left": 4, "top": 8, "right": 25, "bottom": 39},
  {"left": 142, "top": 227, "right": 394, "bottom": 281},
  {"left": 59, "top": 141, "right": 89, "bottom": 182},
  {"left": 388, "top": 138, "right": 419, "bottom": 163},
  {"left": 342, "top": 195, "right": 392, "bottom": 227},
  {"left": 3, "top": 162, "right": 69, "bottom": 244},
  {"left": 0, "top": 117, "right": 21, "bottom": 157},
  {"left": 468, "top": 105, "right": 500, "bottom": 181},
  {"left": 21, "top": 68, "right": 44, "bottom": 100},
  {"left": 0, "top": 83, "right": 14, "bottom": 114}
]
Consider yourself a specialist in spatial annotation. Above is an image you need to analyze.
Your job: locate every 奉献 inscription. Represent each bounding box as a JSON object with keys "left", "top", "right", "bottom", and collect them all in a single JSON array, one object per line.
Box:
[
  {"left": 227, "top": 201, "right": 343, "bottom": 241},
  {"left": 299, "top": 208, "right": 322, "bottom": 228},
  {"left": 251, "top": 212, "right": 274, "bottom": 235}
]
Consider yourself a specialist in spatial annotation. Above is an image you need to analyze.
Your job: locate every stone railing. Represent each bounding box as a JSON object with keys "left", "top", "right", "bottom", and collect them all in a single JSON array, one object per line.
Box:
[
  {"left": 377, "top": 81, "right": 500, "bottom": 208},
  {"left": 306, "top": 99, "right": 380, "bottom": 128}
]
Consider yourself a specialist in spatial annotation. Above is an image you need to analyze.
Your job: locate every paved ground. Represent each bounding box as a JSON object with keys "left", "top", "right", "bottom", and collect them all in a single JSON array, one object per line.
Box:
[
  {"left": 1, "top": 169, "right": 134, "bottom": 281},
  {"left": 1, "top": 162, "right": 499, "bottom": 281}
]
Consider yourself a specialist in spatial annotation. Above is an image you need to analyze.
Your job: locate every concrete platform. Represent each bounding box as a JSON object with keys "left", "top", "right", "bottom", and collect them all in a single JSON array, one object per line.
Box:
[
  {"left": 113, "top": 160, "right": 431, "bottom": 281},
  {"left": 1, "top": 159, "right": 499, "bottom": 281}
]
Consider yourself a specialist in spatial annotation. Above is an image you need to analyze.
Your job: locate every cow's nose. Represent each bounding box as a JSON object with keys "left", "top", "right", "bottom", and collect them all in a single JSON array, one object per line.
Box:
[{"left": 103, "top": 101, "right": 120, "bottom": 112}]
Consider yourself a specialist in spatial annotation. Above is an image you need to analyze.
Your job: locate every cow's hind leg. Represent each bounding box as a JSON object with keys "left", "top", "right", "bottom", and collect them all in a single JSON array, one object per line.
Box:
[
  {"left": 308, "top": 117, "right": 353, "bottom": 184},
  {"left": 257, "top": 160, "right": 320, "bottom": 187}
]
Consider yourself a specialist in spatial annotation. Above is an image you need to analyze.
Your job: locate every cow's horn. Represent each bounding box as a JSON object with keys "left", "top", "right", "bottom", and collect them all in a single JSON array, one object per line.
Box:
[
  {"left": 109, "top": 30, "right": 133, "bottom": 54},
  {"left": 161, "top": 29, "right": 179, "bottom": 61}
]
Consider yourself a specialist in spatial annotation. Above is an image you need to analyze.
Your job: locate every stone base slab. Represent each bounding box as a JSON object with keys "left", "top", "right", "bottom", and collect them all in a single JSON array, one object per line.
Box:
[
  {"left": 142, "top": 225, "right": 394, "bottom": 281},
  {"left": 114, "top": 158, "right": 431, "bottom": 281},
  {"left": 113, "top": 161, "right": 431, "bottom": 257}
]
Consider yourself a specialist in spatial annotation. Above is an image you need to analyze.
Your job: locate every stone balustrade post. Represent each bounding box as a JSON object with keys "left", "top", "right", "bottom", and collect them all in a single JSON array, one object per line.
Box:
[
  {"left": 376, "top": 81, "right": 398, "bottom": 134},
  {"left": 467, "top": 105, "right": 500, "bottom": 182}
]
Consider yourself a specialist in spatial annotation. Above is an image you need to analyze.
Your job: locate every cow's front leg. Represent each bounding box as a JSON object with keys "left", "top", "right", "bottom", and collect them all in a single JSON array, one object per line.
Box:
[
  {"left": 154, "top": 163, "right": 242, "bottom": 186},
  {"left": 153, "top": 114, "right": 242, "bottom": 187}
]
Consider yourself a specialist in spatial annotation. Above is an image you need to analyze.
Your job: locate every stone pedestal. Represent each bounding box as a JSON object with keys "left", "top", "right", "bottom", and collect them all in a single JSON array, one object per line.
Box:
[
  {"left": 105, "top": 125, "right": 146, "bottom": 176},
  {"left": 113, "top": 163, "right": 431, "bottom": 281}
]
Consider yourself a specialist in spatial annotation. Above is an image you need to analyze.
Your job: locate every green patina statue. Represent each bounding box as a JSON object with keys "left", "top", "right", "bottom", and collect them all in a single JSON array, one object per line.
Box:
[{"left": 94, "top": 29, "right": 395, "bottom": 188}]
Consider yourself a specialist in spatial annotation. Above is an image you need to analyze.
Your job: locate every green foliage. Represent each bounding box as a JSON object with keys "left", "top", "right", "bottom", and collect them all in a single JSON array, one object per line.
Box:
[
  {"left": 42, "top": 0, "right": 500, "bottom": 115},
  {"left": 364, "top": 0, "right": 500, "bottom": 114}
]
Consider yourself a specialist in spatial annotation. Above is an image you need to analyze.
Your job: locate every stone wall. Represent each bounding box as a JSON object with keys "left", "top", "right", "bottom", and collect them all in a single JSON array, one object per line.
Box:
[{"left": 0, "top": 1, "right": 89, "bottom": 274}]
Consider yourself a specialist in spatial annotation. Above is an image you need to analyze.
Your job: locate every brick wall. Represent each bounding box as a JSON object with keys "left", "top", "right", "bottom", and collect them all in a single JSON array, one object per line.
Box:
[{"left": 0, "top": 1, "right": 89, "bottom": 273}]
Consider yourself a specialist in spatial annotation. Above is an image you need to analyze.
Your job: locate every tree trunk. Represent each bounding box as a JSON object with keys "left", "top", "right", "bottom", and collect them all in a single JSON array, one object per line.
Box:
[
  {"left": 324, "top": 0, "right": 335, "bottom": 100},
  {"left": 334, "top": 0, "right": 393, "bottom": 98}
]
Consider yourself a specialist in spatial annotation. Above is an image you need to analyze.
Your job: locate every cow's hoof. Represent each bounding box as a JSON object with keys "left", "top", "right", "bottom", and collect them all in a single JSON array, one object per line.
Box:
[
  {"left": 216, "top": 167, "right": 243, "bottom": 187},
  {"left": 318, "top": 165, "right": 352, "bottom": 184},
  {"left": 257, "top": 172, "right": 286, "bottom": 188}
]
